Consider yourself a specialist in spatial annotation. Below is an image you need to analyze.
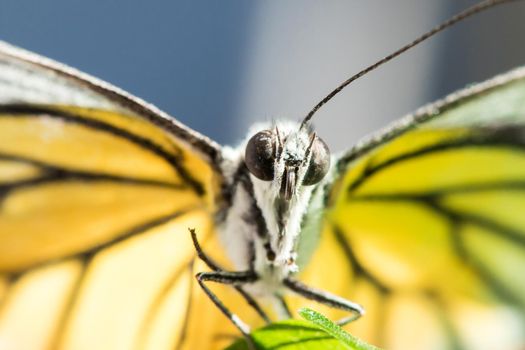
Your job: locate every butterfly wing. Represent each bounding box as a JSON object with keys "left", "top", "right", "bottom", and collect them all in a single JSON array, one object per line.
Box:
[
  {"left": 299, "top": 67, "right": 525, "bottom": 350},
  {"left": 0, "top": 41, "right": 250, "bottom": 350}
]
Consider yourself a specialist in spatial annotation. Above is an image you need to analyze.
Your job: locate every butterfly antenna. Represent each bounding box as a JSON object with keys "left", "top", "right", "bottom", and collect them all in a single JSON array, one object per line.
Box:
[{"left": 300, "top": 0, "right": 522, "bottom": 129}]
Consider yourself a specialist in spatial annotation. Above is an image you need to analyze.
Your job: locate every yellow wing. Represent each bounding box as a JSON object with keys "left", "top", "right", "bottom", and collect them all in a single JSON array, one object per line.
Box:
[
  {"left": 296, "top": 67, "right": 525, "bottom": 350},
  {"left": 0, "top": 41, "right": 259, "bottom": 350}
]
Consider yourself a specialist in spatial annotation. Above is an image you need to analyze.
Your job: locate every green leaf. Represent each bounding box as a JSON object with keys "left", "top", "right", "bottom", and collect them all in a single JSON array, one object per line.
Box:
[
  {"left": 224, "top": 309, "right": 382, "bottom": 350},
  {"left": 224, "top": 319, "right": 347, "bottom": 350},
  {"left": 298, "top": 308, "right": 381, "bottom": 350}
]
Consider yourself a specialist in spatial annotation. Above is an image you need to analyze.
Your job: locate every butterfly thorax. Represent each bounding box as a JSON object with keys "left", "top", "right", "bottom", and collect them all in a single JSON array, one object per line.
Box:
[{"left": 217, "top": 121, "right": 330, "bottom": 296}]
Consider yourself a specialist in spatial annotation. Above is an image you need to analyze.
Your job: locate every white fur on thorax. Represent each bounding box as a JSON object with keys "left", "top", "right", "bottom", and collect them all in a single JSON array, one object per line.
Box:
[
  {"left": 218, "top": 121, "right": 319, "bottom": 297},
  {"left": 217, "top": 146, "right": 253, "bottom": 270}
]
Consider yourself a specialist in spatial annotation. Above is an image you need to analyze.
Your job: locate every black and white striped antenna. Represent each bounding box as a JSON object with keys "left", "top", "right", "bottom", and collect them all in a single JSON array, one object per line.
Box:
[{"left": 301, "top": 0, "right": 522, "bottom": 129}]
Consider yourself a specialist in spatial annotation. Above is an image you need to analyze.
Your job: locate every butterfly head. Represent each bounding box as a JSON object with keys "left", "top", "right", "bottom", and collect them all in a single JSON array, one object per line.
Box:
[
  {"left": 243, "top": 122, "right": 330, "bottom": 272},
  {"left": 244, "top": 122, "right": 330, "bottom": 201}
]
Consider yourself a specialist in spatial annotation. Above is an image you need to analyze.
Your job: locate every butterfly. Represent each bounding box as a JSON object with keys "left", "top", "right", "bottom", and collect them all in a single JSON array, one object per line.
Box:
[{"left": 0, "top": 3, "right": 525, "bottom": 350}]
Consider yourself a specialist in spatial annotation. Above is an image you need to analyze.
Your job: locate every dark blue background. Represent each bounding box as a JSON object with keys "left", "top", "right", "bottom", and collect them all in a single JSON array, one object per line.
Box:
[{"left": 1, "top": 1, "right": 524, "bottom": 146}]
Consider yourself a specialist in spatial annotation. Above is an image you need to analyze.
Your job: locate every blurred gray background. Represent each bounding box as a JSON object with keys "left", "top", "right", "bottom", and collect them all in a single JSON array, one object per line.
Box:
[{"left": 1, "top": 0, "right": 524, "bottom": 150}]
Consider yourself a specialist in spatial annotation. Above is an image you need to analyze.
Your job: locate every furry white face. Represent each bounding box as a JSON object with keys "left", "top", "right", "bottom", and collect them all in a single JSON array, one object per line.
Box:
[
  {"left": 245, "top": 122, "right": 330, "bottom": 200},
  {"left": 244, "top": 121, "right": 330, "bottom": 273}
]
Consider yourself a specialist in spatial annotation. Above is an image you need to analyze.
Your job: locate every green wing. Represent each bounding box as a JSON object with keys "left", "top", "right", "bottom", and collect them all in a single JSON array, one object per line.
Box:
[{"left": 303, "top": 67, "right": 525, "bottom": 350}]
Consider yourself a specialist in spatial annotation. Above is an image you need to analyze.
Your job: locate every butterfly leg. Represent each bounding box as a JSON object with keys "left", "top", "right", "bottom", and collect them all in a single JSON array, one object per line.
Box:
[
  {"left": 189, "top": 228, "right": 271, "bottom": 323},
  {"left": 189, "top": 228, "right": 223, "bottom": 271},
  {"left": 236, "top": 287, "right": 272, "bottom": 323},
  {"left": 283, "top": 277, "right": 364, "bottom": 326},
  {"left": 195, "top": 270, "right": 259, "bottom": 348},
  {"left": 273, "top": 294, "right": 292, "bottom": 319}
]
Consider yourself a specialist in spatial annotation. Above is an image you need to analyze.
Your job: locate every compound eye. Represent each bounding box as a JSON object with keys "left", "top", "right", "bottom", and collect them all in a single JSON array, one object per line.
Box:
[
  {"left": 302, "top": 136, "right": 330, "bottom": 185},
  {"left": 245, "top": 130, "right": 276, "bottom": 181}
]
